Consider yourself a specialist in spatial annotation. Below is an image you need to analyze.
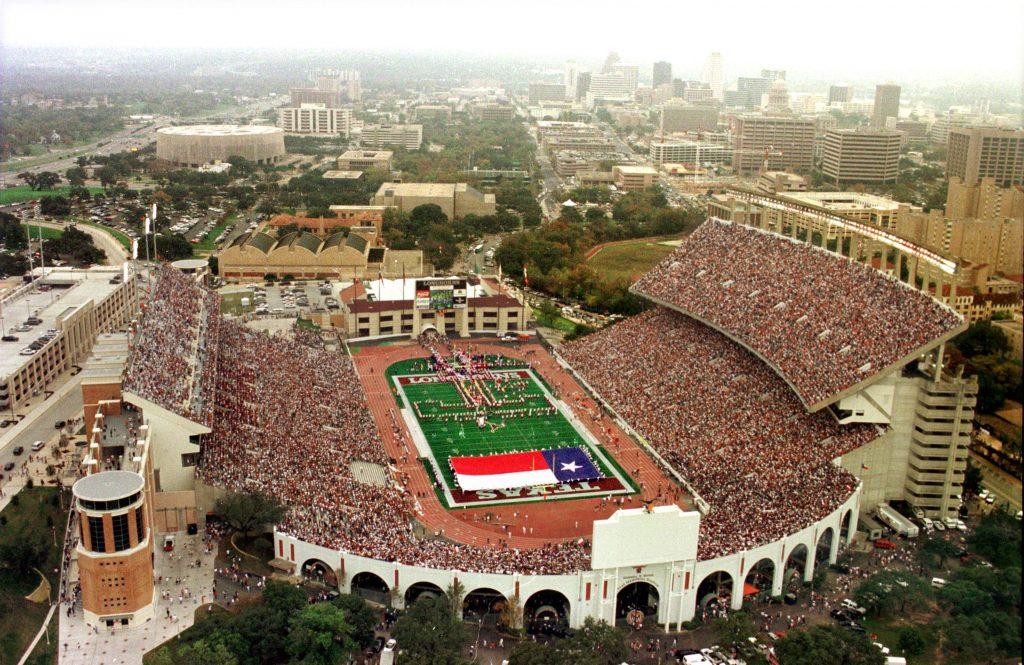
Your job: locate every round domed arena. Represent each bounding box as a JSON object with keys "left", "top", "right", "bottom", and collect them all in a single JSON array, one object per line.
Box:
[{"left": 155, "top": 124, "right": 285, "bottom": 167}]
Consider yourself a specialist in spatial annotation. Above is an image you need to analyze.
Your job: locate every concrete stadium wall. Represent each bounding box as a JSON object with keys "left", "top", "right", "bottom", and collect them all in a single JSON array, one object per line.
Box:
[{"left": 156, "top": 129, "right": 286, "bottom": 166}]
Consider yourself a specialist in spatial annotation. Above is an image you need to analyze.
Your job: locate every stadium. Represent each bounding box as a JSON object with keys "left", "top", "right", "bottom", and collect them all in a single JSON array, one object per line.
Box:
[
  {"left": 113, "top": 209, "right": 965, "bottom": 633},
  {"left": 155, "top": 124, "right": 286, "bottom": 167}
]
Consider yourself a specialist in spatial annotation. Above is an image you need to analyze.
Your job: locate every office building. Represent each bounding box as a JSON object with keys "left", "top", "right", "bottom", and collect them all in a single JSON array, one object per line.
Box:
[
  {"left": 338, "top": 149, "right": 393, "bottom": 172},
  {"left": 945, "top": 176, "right": 1024, "bottom": 221},
  {"left": 574, "top": 72, "right": 592, "bottom": 102},
  {"left": 277, "top": 104, "right": 352, "bottom": 136},
  {"left": 946, "top": 126, "right": 1024, "bottom": 187},
  {"left": 371, "top": 182, "right": 496, "bottom": 219},
  {"left": 735, "top": 77, "right": 772, "bottom": 109},
  {"left": 0, "top": 268, "right": 137, "bottom": 412},
  {"left": 929, "top": 111, "right": 971, "bottom": 145},
  {"left": 820, "top": 128, "right": 902, "bottom": 185},
  {"left": 470, "top": 103, "right": 516, "bottom": 121},
  {"left": 765, "top": 80, "right": 790, "bottom": 113},
  {"left": 653, "top": 61, "right": 672, "bottom": 88},
  {"left": 782, "top": 191, "right": 904, "bottom": 232},
  {"left": 289, "top": 87, "right": 342, "bottom": 108},
  {"left": 359, "top": 124, "right": 423, "bottom": 150},
  {"left": 702, "top": 52, "right": 724, "bottom": 100},
  {"left": 828, "top": 85, "right": 853, "bottom": 105},
  {"left": 900, "top": 210, "right": 1024, "bottom": 274},
  {"left": 612, "top": 165, "right": 659, "bottom": 191},
  {"left": 761, "top": 69, "right": 786, "bottom": 81},
  {"left": 871, "top": 83, "right": 901, "bottom": 127},
  {"left": 413, "top": 105, "right": 452, "bottom": 122},
  {"left": 528, "top": 83, "right": 566, "bottom": 104},
  {"left": 757, "top": 171, "right": 808, "bottom": 194},
  {"left": 649, "top": 140, "right": 730, "bottom": 166},
  {"left": 895, "top": 120, "right": 930, "bottom": 145},
  {"left": 732, "top": 114, "right": 816, "bottom": 175},
  {"left": 659, "top": 103, "right": 719, "bottom": 133},
  {"left": 587, "top": 72, "right": 634, "bottom": 105},
  {"left": 564, "top": 60, "right": 580, "bottom": 100}
]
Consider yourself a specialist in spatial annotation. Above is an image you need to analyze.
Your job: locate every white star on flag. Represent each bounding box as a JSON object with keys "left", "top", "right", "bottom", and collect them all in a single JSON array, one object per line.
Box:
[{"left": 560, "top": 461, "right": 581, "bottom": 473}]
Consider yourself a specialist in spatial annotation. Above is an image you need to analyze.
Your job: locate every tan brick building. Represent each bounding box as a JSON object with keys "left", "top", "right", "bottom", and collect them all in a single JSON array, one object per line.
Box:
[
  {"left": 370, "top": 182, "right": 496, "bottom": 219},
  {"left": 947, "top": 126, "right": 1024, "bottom": 187}
]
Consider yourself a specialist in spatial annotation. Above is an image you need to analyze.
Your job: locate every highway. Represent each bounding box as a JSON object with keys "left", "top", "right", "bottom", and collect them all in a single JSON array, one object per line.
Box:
[{"left": 0, "top": 376, "right": 83, "bottom": 488}]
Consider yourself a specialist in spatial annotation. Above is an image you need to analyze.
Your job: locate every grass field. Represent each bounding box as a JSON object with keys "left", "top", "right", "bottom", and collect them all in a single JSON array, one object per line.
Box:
[
  {"left": 78, "top": 221, "right": 132, "bottom": 250},
  {"left": 0, "top": 186, "right": 104, "bottom": 205},
  {"left": 0, "top": 487, "right": 68, "bottom": 665},
  {"left": 21, "top": 224, "right": 64, "bottom": 240},
  {"left": 390, "top": 357, "right": 627, "bottom": 499},
  {"left": 586, "top": 240, "right": 677, "bottom": 282}
]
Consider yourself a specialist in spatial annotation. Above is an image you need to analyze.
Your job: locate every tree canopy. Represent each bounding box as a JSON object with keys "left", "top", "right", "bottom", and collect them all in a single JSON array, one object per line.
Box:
[
  {"left": 774, "top": 625, "right": 885, "bottom": 665},
  {"left": 214, "top": 490, "right": 287, "bottom": 536}
]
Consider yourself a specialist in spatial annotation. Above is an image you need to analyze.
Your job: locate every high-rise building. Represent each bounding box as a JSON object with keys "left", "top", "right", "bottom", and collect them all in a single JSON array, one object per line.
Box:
[
  {"left": 820, "top": 128, "right": 902, "bottom": 185},
  {"left": 871, "top": 83, "right": 901, "bottom": 127},
  {"left": 732, "top": 114, "right": 816, "bottom": 175},
  {"left": 649, "top": 140, "right": 730, "bottom": 165},
  {"left": 359, "top": 124, "right": 423, "bottom": 150},
  {"left": 277, "top": 104, "right": 352, "bottom": 136},
  {"left": 528, "top": 83, "right": 567, "bottom": 104},
  {"left": 564, "top": 60, "right": 580, "bottom": 100},
  {"left": 765, "top": 80, "right": 790, "bottom": 113},
  {"left": 586, "top": 72, "right": 634, "bottom": 106},
  {"left": 602, "top": 51, "right": 621, "bottom": 73},
  {"left": 946, "top": 126, "right": 1024, "bottom": 187},
  {"left": 659, "top": 103, "right": 720, "bottom": 133},
  {"left": 761, "top": 69, "right": 786, "bottom": 81},
  {"left": 828, "top": 85, "right": 853, "bottom": 105},
  {"left": 736, "top": 77, "right": 771, "bottom": 109},
  {"left": 574, "top": 72, "right": 592, "bottom": 102},
  {"left": 945, "top": 176, "right": 1024, "bottom": 221},
  {"left": 653, "top": 61, "right": 672, "bottom": 88},
  {"left": 701, "top": 52, "right": 724, "bottom": 100}
]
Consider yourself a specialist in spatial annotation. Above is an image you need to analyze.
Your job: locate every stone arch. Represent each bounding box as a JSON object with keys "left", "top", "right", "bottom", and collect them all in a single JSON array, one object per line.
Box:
[
  {"left": 784, "top": 543, "right": 809, "bottom": 590},
  {"left": 300, "top": 558, "right": 337, "bottom": 588},
  {"left": 695, "top": 570, "right": 735, "bottom": 611},
  {"left": 524, "top": 589, "right": 571, "bottom": 634},
  {"left": 350, "top": 571, "right": 390, "bottom": 605},
  {"left": 404, "top": 581, "right": 444, "bottom": 608},
  {"left": 816, "top": 527, "right": 835, "bottom": 568},
  {"left": 743, "top": 558, "right": 775, "bottom": 603},
  {"left": 463, "top": 587, "right": 507, "bottom": 624},
  {"left": 616, "top": 581, "right": 659, "bottom": 624},
  {"left": 839, "top": 510, "right": 853, "bottom": 545}
]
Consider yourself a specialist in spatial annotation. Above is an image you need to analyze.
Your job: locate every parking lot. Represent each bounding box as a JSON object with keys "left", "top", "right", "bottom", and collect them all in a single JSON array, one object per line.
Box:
[{"left": 223, "top": 281, "right": 345, "bottom": 318}]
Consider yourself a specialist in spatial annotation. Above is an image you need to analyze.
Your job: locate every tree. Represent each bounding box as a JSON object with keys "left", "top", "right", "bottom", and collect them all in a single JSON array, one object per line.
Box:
[
  {"left": 549, "top": 617, "right": 629, "bottom": 665},
  {"left": 332, "top": 593, "right": 376, "bottom": 648},
  {"left": 154, "top": 233, "right": 194, "bottom": 261},
  {"left": 391, "top": 595, "right": 467, "bottom": 665},
  {"left": 918, "top": 536, "right": 959, "bottom": 569},
  {"left": 446, "top": 578, "right": 466, "bottom": 619},
  {"left": 939, "top": 579, "right": 995, "bottom": 615},
  {"left": 774, "top": 625, "right": 885, "bottom": 665},
  {"left": 97, "top": 166, "right": 119, "bottom": 188},
  {"left": 0, "top": 212, "right": 28, "bottom": 250},
  {"left": 66, "top": 166, "right": 87, "bottom": 187},
  {"left": 896, "top": 626, "right": 926, "bottom": 656},
  {"left": 409, "top": 203, "right": 448, "bottom": 228},
  {"left": 968, "top": 508, "right": 1022, "bottom": 568},
  {"left": 714, "top": 610, "right": 757, "bottom": 649},
  {"left": 954, "top": 321, "right": 1010, "bottom": 358},
  {"left": 854, "top": 570, "right": 931, "bottom": 616},
  {"left": 0, "top": 524, "right": 47, "bottom": 573},
  {"left": 963, "top": 458, "right": 983, "bottom": 497},
  {"left": 286, "top": 602, "right": 357, "bottom": 665},
  {"left": 214, "top": 490, "right": 286, "bottom": 537},
  {"left": 500, "top": 591, "right": 523, "bottom": 632},
  {"left": 177, "top": 639, "right": 239, "bottom": 665},
  {"left": 39, "top": 195, "right": 71, "bottom": 217},
  {"left": 0, "top": 252, "right": 29, "bottom": 276}
]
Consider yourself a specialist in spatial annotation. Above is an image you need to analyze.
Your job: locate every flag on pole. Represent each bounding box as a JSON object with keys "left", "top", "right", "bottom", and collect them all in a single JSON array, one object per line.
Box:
[
  {"left": 122, "top": 263, "right": 129, "bottom": 282},
  {"left": 144, "top": 215, "right": 151, "bottom": 235},
  {"left": 498, "top": 263, "right": 503, "bottom": 283},
  {"left": 131, "top": 238, "right": 139, "bottom": 260},
  {"left": 151, "top": 203, "right": 157, "bottom": 222},
  {"left": 523, "top": 265, "right": 529, "bottom": 286}
]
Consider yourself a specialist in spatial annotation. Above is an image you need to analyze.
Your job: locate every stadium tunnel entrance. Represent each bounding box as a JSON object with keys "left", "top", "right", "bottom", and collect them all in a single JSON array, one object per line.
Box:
[
  {"left": 743, "top": 558, "right": 775, "bottom": 604},
  {"left": 350, "top": 571, "right": 390, "bottom": 606},
  {"left": 524, "top": 590, "right": 571, "bottom": 634},
  {"left": 616, "top": 582, "right": 659, "bottom": 625},
  {"left": 463, "top": 588, "right": 507, "bottom": 626},
  {"left": 404, "top": 581, "right": 444, "bottom": 608},
  {"left": 300, "top": 559, "right": 338, "bottom": 588},
  {"left": 816, "top": 528, "right": 835, "bottom": 570},
  {"left": 696, "top": 571, "right": 735, "bottom": 611},
  {"left": 840, "top": 510, "right": 853, "bottom": 546},
  {"left": 784, "top": 544, "right": 809, "bottom": 590}
]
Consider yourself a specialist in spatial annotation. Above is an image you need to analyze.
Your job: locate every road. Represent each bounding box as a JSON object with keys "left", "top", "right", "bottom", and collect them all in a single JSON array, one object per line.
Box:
[
  {"left": 32, "top": 220, "right": 128, "bottom": 266},
  {"left": 0, "top": 375, "right": 83, "bottom": 488}
]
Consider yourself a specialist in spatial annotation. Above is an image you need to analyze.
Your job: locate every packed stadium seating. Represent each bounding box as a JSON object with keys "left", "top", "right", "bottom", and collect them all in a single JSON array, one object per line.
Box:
[
  {"left": 633, "top": 220, "right": 962, "bottom": 408},
  {"left": 561, "top": 307, "right": 879, "bottom": 559}
]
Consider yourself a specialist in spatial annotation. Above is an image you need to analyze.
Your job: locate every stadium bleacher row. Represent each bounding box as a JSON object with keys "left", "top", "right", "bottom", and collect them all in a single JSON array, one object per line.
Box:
[
  {"left": 561, "top": 307, "right": 879, "bottom": 560},
  {"left": 632, "top": 219, "right": 963, "bottom": 408}
]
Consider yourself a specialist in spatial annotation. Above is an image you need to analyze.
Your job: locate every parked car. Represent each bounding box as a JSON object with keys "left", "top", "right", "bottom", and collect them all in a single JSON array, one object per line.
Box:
[
  {"left": 12, "top": 446, "right": 24, "bottom": 455},
  {"left": 31, "top": 440, "right": 45, "bottom": 452},
  {"left": 874, "top": 538, "right": 897, "bottom": 550}
]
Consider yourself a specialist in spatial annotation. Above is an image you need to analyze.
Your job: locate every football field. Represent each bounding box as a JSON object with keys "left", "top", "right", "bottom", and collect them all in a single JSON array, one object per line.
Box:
[{"left": 388, "top": 357, "right": 635, "bottom": 507}]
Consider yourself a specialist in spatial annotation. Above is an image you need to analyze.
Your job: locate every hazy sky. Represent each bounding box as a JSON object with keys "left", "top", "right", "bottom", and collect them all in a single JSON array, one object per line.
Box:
[{"left": 3, "top": 0, "right": 1023, "bottom": 83}]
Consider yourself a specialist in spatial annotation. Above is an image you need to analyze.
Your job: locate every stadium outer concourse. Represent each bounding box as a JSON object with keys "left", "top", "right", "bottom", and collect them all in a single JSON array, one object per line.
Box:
[{"left": 113, "top": 207, "right": 963, "bottom": 632}]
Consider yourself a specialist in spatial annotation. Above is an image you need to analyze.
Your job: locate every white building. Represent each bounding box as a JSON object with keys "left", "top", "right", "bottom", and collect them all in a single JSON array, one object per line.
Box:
[
  {"left": 277, "top": 104, "right": 353, "bottom": 137},
  {"left": 359, "top": 124, "right": 423, "bottom": 151}
]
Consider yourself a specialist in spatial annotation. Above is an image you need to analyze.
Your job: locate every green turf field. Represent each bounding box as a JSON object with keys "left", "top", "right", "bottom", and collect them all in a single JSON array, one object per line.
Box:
[
  {"left": 586, "top": 240, "right": 677, "bottom": 282},
  {"left": 390, "top": 357, "right": 632, "bottom": 504}
]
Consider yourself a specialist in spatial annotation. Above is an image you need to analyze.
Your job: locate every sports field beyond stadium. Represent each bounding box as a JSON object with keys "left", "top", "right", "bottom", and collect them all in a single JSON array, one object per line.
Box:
[{"left": 389, "top": 358, "right": 635, "bottom": 508}]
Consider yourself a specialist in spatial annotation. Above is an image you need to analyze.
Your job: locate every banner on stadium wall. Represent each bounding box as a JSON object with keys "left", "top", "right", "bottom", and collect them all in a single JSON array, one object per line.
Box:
[{"left": 414, "top": 278, "right": 468, "bottom": 310}]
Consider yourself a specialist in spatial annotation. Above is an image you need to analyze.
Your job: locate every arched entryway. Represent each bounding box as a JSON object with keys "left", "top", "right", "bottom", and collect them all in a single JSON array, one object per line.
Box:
[
  {"left": 350, "top": 571, "right": 390, "bottom": 605},
  {"left": 817, "top": 528, "right": 835, "bottom": 569},
  {"left": 404, "top": 581, "right": 444, "bottom": 608},
  {"left": 300, "top": 559, "right": 338, "bottom": 588},
  {"left": 524, "top": 589, "right": 571, "bottom": 635},
  {"left": 463, "top": 588, "right": 507, "bottom": 625},
  {"left": 743, "top": 558, "right": 775, "bottom": 604},
  {"left": 839, "top": 510, "right": 853, "bottom": 546},
  {"left": 616, "top": 582, "right": 659, "bottom": 627},
  {"left": 784, "top": 543, "right": 809, "bottom": 590},
  {"left": 696, "top": 571, "right": 734, "bottom": 612}
]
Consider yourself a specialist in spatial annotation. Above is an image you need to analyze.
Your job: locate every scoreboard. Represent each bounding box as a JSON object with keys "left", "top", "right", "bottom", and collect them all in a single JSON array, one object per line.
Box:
[{"left": 415, "top": 278, "right": 468, "bottom": 310}]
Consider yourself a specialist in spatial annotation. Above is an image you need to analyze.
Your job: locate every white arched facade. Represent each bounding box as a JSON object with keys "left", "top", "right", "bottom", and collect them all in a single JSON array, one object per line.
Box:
[{"left": 275, "top": 487, "right": 860, "bottom": 631}]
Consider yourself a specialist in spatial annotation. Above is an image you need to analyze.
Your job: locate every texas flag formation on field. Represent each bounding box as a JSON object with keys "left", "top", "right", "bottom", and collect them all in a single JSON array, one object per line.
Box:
[{"left": 450, "top": 446, "right": 602, "bottom": 491}]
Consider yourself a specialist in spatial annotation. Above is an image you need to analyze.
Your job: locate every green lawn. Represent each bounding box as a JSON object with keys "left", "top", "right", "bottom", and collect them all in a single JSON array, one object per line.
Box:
[
  {"left": 195, "top": 217, "right": 234, "bottom": 252},
  {"left": 21, "top": 224, "right": 64, "bottom": 240},
  {"left": 0, "top": 487, "right": 68, "bottom": 665},
  {"left": 0, "top": 186, "right": 105, "bottom": 205},
  {"left": 391, "top": 359, "right": 626, "bottom": 494},
  {"left": 586, "top": 240, "right": 676, "bottom": 282},
  {"left": 219, "top": 290, "right": 255, "bottom": 316}
]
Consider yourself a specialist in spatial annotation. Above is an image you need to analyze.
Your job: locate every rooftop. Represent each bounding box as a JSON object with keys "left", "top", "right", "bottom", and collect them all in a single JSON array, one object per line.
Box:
[
  {"left": 73, "top": 470, "right": 144, "bottom": 502},
  {"left": 158, "top": 124, "right": 282, "bottom": 137},
  {"left": 783, "top": 191, "right": 902, "bottom": 211},
  {"left": 322, "top": 170, "right": 364, "bottom": 180}
]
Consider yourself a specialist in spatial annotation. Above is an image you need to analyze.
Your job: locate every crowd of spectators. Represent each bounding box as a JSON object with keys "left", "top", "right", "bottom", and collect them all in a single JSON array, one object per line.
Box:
[
  {"left": 124, "top": 266, "right": 221, "bottom": 426},
  {"left": 633, "top": 220, "right": 962, "bottom": 407},
  {"left": 562, "top": 307, "right": 879, "bottom": 560}
]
